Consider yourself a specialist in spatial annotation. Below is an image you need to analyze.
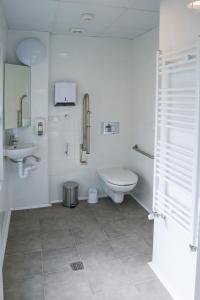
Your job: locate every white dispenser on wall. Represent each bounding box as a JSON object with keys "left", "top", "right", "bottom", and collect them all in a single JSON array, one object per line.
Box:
[{"left": 54, "top": 81, "right": 77, "bottom": 106}]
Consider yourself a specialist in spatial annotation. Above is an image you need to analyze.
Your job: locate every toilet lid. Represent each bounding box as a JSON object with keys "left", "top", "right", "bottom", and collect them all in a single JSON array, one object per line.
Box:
[{"left": 98, "top": 168, "right": 138, "bottom": 186}]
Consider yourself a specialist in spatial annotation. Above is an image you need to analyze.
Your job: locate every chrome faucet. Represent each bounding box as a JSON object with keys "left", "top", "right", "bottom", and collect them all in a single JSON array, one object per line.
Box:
[{"left": 8, "top": 135, "right": 19, "bottom": 147}]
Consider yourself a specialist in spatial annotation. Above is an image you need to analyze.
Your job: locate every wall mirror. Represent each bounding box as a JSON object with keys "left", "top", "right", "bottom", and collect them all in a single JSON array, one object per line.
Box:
[{"left": 4, "top": 63, "right": 31, "bottom": 129}]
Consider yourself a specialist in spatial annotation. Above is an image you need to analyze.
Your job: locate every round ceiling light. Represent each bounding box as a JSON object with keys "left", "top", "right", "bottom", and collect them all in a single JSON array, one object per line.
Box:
[
  {"left": 16, "top": 38, "right": 46, "bottom": 66},
  {"left": 81, "top": 13, "right": 95, "bottom": 21},
  {"left": 188, "top": 1, "right": 200, "bottom": 9},
  {"left": 69, "top": 28, "right": 85, "bottom": 34}
]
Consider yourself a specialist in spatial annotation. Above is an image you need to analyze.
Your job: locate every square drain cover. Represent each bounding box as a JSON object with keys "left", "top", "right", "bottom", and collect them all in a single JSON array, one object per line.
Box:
[{"left": 70, "top": 261, "right": 84, "bottom": 271}]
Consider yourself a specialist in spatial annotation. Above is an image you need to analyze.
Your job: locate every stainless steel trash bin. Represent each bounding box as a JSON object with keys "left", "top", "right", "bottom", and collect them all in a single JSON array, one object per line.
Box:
[{"left": 63, "top": 181, "right": 79, "bottom": 208}]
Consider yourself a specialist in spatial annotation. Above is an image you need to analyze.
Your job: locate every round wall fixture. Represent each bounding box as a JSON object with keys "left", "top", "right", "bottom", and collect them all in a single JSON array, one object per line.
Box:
[{"left": 16, "top": 38, "right": 46, "bottom": 66}]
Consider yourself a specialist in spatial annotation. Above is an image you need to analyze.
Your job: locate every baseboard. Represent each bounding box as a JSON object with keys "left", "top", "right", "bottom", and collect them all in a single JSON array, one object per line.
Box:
[
  {"left": 12, "top": 203, "right": 52, "bottom": 211},
  {"left": 12, "top": 195, "right": 107, "bottom": 209},
  {"left": 51, "top": 194, "right": 107, "bottom": 204},
  {"left": 79, "top": 194, "right": 107, "bottom": 201},
  {"left": 129, "top": 192, "right": 151, "bottom": 213},
  {"left": 50, "top": 200, "right": 62, "bottom": 204},
  {"left": 0, "top": 210, "right": 11, "bottom": 267},
  {"left": 149, "top": 262, "right": 177, "bottom": 300}
]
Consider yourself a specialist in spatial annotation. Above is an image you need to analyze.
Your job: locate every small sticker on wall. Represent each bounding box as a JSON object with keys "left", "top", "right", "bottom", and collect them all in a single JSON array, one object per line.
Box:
[{"left": 101, "top": 122, "right": 120, "bottom": 135}]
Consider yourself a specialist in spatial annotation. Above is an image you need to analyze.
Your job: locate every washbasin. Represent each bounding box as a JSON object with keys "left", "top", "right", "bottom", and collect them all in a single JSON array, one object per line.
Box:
[{"left": 4, "top": 143, "right": 38, "bottom": 160}]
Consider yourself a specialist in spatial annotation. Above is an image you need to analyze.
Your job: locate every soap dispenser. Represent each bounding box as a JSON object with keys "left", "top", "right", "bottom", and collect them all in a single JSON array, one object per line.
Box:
[
  {"left": 35, "top": 118, "right": 45, "bottom": 136},
  {"left": 38, "top": 121, "right": 43, "bottom": 136}
]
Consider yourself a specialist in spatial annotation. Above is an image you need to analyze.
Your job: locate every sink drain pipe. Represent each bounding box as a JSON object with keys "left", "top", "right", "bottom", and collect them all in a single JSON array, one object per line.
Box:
[{"left": 17, "top": 160, "right": 36, "bottom": 179}]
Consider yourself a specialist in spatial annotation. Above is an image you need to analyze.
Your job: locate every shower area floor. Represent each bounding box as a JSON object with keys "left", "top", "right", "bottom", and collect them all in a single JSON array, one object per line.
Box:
[{"left": 3, "top": 196, "right": 172, "bottom": 300}]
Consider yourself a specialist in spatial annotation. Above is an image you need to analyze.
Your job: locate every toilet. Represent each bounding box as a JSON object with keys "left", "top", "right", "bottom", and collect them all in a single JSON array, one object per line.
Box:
[{"left": 98, "top": 168, "right": 138, "bottom": 204}]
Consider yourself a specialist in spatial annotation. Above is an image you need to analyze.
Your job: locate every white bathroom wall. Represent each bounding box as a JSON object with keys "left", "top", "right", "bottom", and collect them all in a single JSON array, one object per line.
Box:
[
  {"left": 151, "top": 1, "right": 200, "bottom": 300},
  {"left": 0, "top": 0, "right": 8, "bottom": 242},
  {"left": 5, "top": 30, "right": 49, "bottom": 209},
  {"left": 130, "top": 28, "right": 159, "bottom": 212},
  {"left": 4, "top": 29, "right": 158, "bottom": 209},
  {"left": 160, "top": 0, "right": 200, "bottom": 51},
  {"left": 49, "top": 35, "right": 133, "bottom": 202},
  {"left": 0, "top": 1, "right": 8, "bottom": 298}
]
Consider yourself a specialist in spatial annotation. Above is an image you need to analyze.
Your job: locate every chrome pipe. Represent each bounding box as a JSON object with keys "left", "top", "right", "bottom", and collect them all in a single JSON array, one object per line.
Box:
[
  {"left": 132, "top": 144, "right": 154, "bottom": 159},
  {"left": 82, "top": 93, "right": 90, "bottom": 154},
  {"left": 17, "top": 94, "right": 27, "bottom": 127}
]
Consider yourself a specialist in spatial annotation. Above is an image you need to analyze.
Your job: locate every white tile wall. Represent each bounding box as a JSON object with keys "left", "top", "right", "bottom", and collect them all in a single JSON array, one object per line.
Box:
[
  {"left": 130, "top": 28, "right": 159, "bottom": 212},
  {"left": 0, "top": 0, "right": 8, "bottom": 215},
  {"left": 0, "top": 2, "right": 8, "bottom": 297},
  {"left": 49, "top": 35, "right": 134, "bottom": 202},
  {"left": 6, "top": 30, "right": 50, "bottom": 209},
  {"left": 4, "top": 30, "right": 158, "bottom": 212}
]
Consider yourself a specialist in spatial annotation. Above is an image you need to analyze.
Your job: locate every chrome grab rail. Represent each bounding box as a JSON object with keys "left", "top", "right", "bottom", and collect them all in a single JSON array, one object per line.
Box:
[
  {"left": 17, "top": 94, "right": 27, "bottom": 127},
  {"left": 132, "top": 144, "right": 154, "bottom": 159},
  {"left": 82, "top": 93, "right": 91, "bottom": 154}
]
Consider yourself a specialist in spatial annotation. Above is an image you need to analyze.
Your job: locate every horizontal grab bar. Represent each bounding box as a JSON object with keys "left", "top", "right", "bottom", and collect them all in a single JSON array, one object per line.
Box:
[{"left": 132, "top": 144, "right": 154, "bottom": 159}]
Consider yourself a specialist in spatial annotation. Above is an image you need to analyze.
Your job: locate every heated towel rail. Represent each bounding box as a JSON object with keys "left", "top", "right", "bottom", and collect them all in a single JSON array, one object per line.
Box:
[{"left": 152, "top": 43, "right": 200, "bottom": 251}]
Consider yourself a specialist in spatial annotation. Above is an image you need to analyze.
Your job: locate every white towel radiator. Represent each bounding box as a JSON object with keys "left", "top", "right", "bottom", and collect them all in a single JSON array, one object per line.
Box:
[{"left": 152, "top": 42, "right": 200, "bottom": 251}]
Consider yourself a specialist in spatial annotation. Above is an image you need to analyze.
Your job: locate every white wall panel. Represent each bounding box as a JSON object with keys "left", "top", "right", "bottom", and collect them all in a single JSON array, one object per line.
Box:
[
  {"left": 49, "top": 35, "right": 133, "bottom": 202},
  {"left": 6, "top": 30, "right": 49, "bottom": 209},
  {"left": 130, "top": 28, "right": 159, "bottom": 212},
  {"left": 0, "top": 2, "right": 8, "bottom": 298}
]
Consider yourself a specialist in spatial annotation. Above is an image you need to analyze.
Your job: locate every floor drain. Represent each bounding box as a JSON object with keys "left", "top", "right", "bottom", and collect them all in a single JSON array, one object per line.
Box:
[{"left": 70, "top": 261, "right": 84, "bottom": 271}]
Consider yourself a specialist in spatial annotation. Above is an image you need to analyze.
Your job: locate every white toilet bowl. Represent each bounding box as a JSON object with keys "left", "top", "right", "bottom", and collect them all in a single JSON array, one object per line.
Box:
[{"left": 98, "top": 168, "right": 138, "bottom": 204}]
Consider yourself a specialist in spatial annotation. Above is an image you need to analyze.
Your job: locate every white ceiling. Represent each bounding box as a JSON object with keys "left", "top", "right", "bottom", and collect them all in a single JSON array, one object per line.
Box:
[{"left": 2, "top": 0, "right": 160, "bottom": 39}]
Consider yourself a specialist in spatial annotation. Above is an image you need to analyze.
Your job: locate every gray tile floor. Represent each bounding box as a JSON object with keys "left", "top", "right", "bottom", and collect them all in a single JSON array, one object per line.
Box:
[{"left": 3, "top": 196, "right": 172, "bottom": 300}]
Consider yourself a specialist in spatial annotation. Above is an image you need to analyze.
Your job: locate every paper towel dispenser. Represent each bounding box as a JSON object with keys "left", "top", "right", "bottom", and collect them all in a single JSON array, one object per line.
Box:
[{"left": 54, "top": 81, "right": 77, "bottom": 106}]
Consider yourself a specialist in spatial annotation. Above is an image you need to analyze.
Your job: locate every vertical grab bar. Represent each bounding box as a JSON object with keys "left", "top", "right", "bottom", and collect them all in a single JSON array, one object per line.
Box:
[
  {"left": 82, "top": 93, "right": 90, "bottom": 154},
  {"left": 17, "top": 94, "right": 27, "bottom": 127}
]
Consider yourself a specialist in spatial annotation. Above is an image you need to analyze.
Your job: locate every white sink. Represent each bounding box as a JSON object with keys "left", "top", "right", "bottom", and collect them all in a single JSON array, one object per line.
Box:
[{"left": 4, "top": 143, "right": 38, "bottom": 160}]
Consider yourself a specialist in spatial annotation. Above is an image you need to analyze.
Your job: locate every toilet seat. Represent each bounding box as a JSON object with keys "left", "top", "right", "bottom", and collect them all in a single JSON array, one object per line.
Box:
[{"left": 98, "top": 168, "right": 138, "bottom": 186}]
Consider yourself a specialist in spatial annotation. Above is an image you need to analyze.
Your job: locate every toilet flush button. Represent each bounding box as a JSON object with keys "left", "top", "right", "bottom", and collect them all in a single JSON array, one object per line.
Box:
[{"left": 101, "top": 122, "right": 120, "bottom": 135}]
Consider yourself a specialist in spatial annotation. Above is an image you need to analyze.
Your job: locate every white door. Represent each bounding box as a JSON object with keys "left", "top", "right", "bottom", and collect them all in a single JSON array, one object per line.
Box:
[{"left": 151, "top": 44, "right": 200, "bottom": 300}]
